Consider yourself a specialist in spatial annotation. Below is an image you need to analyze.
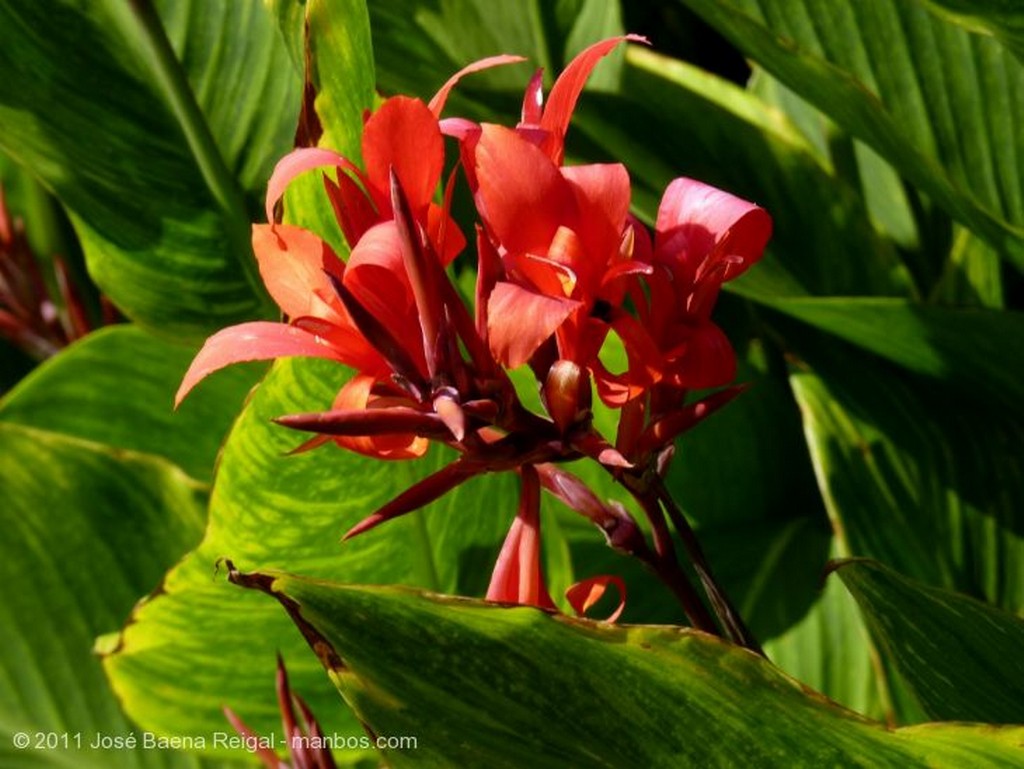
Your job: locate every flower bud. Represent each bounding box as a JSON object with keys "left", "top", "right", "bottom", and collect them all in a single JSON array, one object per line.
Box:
[{"left": 543, "top": 359, "right": 591, "bottom": 434}]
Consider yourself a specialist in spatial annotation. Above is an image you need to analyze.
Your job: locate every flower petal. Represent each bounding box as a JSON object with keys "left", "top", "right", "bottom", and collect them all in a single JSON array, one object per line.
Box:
[
  {"left": 264, "top": 147, "right": 365, "bottom": 224},
  {"left": 560, "top": 162, "right": 631, "bottom": 288},
  {"left": 655, "top": 177, "right": 772, "bottom": 285},
  {"left": 362, "top": 96, "right": 444, "bottom": 218},
  {"left": 667, "top": 320, "right": 737, "bottom": 389},
  {"left": 428, "top": 54, "right": 527, "bottom": 117},
  {"left": 175, "top": 322, "right": 347, "bottom": 407},
  {"left": 252, "top": 224, "right": 345, "bottom": 321},
  {"left": 566, "top": 575, "right": 626, "bottom": 623},
  {"left": 327, "top": 375, "right": 430, "bottom": 461},
  {"left": 539, "top": 35, "right": 648, "bottom": 162},
  {"left": 487, "top": 281, "right": 580, "bottom": 368},
  {"left": 474, "top": 124, "right": 574, "bottom": 257}
]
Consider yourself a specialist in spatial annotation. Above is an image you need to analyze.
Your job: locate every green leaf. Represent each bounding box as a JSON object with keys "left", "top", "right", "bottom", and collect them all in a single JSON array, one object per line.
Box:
[
  {"left": 0, "top": 423, "right": 243, "bottom": 768},
  {"left": 0, "top": 325, "right": 262, "bottom": 482},
  {"left": 369, "top": 0, "right": 624, "bottom": 110},
  {"left": 676, "top": 0, "right": 1024, "bottom": 269},
  {"left": 788, "top": 342, "right": 1024, "bottom": 613},
  {"left": 746, "top": 297, "right": 1024, "bottom": 419},
  {"left": 234, "top": 571, "right": 1024, "bottom": 767},
  {"left": 836, "top": 559, "right": 1024, "bottom": 723},
  {"left": 102, "top": 358, "right": 523, "bottom": 756},
  {"left": 921, "top": 0, "right": 1024, "bottom": 65},
  {"left": 269, "top": 0, "right": 377, "bottom": 254},
  {"left": 0, "top": 1, "right": 297, "bottom": 335}
]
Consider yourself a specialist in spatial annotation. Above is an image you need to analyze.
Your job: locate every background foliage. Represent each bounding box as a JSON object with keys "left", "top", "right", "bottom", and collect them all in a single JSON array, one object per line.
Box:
[{"left": 0, "top": 0, "right": 1021, "bottom": 766}]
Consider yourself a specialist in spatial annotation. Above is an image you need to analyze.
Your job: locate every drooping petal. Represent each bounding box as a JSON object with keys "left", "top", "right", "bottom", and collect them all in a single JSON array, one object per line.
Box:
[
  {"left": 474, "top": 124, "right": 574, "bottom": 256},
  {"left": 655, "top": 177, "right": 772, "bottom": 285},
  {"left": 428, "top": 54, "right": 527, "bottom": 117},
  {"left": 362, "top": 96, "right": 444, "bottom": 218},
  {"left": 487, "top": 281, "right": 580, "bottom": 368},
  {"left": 252, "top": 224, "right": 345, "bottom": 321},
  {"left": 539, "top": 35, "right": 648, "bottom": 163},
  {"left": 566, "top": 575, "right": 626, "bottom": 623},
  {"left": 264, "top": 147, "right": 365, "bottom": 224},
  {"left": 175, "top": 322, "right": 348, "bottom": 407}
]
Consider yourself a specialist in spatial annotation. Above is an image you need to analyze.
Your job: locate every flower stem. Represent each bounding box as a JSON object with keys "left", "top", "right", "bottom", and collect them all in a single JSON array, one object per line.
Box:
[
  {"left": 654, "top": 477, "right": 764, "bottom": 657},
  {"left": 630, "top": 488, "right": 718, "bottom": 635}
]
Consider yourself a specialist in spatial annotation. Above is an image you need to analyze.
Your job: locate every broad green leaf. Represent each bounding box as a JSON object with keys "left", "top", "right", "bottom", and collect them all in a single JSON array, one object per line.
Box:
[
  {"left": 0, "top": 423, "right": 243, "bottom": 768},
  {"left": 788, "top": 342, "right": 1024, "bottom": 613},
  {"left": 103, "top": 358, "right": 524, "bottom": 757},
  {"left": 370, "top": 0, "right": 624, "bottom": 102},
  {"left": 930, "top": 225, "right": 1005, "bottom": 308},
  {"left": 235, "top": 572, "right": 1024, "bottom": 767},
  {"left": 271, "top": 0, "right": 378, "bottom": 255},
  {"left": 0, "top": 1, "right": 296, "bottom": 335},
  {"left": 0, "top": 325, "right": 261, "bottom": 482},
  {"left": 572, "top": 47, "right": 911, "bottom": 297},
  {"left": 750, "top": 297, "right": 1024, "bottom": 419},
  {"left": 676, "top": 0, "right": 1024, "bottom": 269},
  {"left": 836, "top": 559, "right": 1024, "bottom": 723},
  {"left": 922, "top": 0, "right": 1024, "bottom": 65}
]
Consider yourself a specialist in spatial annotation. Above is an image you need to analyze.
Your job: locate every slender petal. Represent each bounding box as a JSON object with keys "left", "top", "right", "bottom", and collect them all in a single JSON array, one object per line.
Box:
[
  {"left": 343, "top": 460, "right": 480, "bottom": 540},
  {"left": 520, "top": 68, "right": 545, "bottom": 125},
  {"left": 323, "top": 173, "right": 379, "bottom": 248},
  {"left": 539, "top": 35, "right": 648, "bottom": 163},
  {"left": 274, "top": 406, "right": 451, "bottom": 438},
  {"left": 637, "top": 385, "right": 747, "bottom": 454},
  {"left": 175, "top": 322, "right": 349, "bottom": 407},
  {"left": 428, "top": 54, "right": 527, "bottom": 117}
]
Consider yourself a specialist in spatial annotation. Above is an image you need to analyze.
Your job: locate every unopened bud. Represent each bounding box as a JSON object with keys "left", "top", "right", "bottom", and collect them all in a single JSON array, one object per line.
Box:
[{"left": 543, "top": 359, "right": 591, "bottom": 434}]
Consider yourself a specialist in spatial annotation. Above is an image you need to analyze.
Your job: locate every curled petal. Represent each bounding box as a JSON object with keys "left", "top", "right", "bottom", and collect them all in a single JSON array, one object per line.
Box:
[
  {"left": 566, "top": 575, "right": 626, "bottom": 623},
  {"left": 175, "top": 322, "right": 348, "bottom": 407},
  {"left": 539, "top": 35, "right": 648, "bottom": 163},
  {"left": 428, "top": 54, "right": 528, "bottom": 117},
  {"left": 655, "top": 177, "right": 772, "bottom": 285},
  {"left": 265, "top": 147, "right": 365, "bottom": 224}
]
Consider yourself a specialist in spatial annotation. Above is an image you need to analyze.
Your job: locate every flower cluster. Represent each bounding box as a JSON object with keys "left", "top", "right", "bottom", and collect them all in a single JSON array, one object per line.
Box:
[{"left": 178, "top": 37, "right": 770, "bottom": 634}]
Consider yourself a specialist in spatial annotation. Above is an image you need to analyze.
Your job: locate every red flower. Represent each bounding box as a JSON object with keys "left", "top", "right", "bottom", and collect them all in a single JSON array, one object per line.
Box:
[
  {"left": 636, "top": 177, "right": 772, "bottom": 391},
  {"left": 176, "top": 57, "right": 524, "bottom": 459}
]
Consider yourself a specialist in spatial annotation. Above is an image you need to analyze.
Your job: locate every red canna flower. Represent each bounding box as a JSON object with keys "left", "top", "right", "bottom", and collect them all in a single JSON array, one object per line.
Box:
[{"left": 177, "top": 37, "right": 772, "bottom": 642}]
